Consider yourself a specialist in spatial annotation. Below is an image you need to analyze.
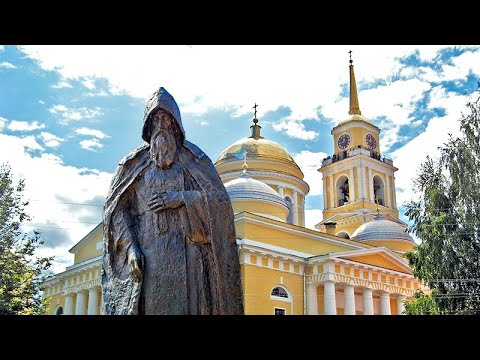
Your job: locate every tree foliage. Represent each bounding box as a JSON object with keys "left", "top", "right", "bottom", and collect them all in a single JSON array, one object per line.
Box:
[
  {"left": 0, "top": 163, "right": 53, "bottom": 314},
  {"left": 405, "top": 85, "right": 480, "bottom": 314},
  {"left": 404, "top": 290, "right": 440, "bottom": 315}
]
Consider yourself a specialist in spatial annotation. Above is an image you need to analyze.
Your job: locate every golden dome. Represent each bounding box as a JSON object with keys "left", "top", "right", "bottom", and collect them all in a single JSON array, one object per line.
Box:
[
  {"left": 215, "top": 137, "right": 299, "bottom": 168},
  {"left": 336, "top": 114, "right": 373, "bottom": 127}
]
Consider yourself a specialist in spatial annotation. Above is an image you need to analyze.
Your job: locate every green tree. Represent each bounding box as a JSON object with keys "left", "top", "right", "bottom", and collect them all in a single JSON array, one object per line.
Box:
[
  {"left": 0, "top": 163, "right": 53, "bottom": 314},
  {"left": 404, "top": 290, "right": 440, "bottom": 315},
  {"left": 405, "top": 86, "right": 480, "bottom": 315}
]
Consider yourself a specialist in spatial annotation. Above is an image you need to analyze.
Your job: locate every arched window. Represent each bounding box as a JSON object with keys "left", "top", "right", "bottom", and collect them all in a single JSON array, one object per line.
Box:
[
  {"left": 336, "top": 175, "right": 349, "bottom": 207},
  {"left": 284, "top": 196, "right": 293, "bottom": 224},
  {"left": 55, "top": 306, "right": 63, "bottom": 315},
  {"left": 271, "top": 286, "right": 289, "bottom": 298},
  {"left": 336, "top": 231, "right": 350, "bottom": 239},
  {"left": 373, "top": 175, "right": 385, "bottom": 206}
]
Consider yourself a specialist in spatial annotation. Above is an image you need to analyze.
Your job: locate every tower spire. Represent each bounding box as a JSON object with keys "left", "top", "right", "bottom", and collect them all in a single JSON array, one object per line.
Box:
[
  {"left": 249, "top": 102, "right": 263, "bottom": 140},
  {"left": 348, "top": 51, "right": 361, "bottom": 115}
]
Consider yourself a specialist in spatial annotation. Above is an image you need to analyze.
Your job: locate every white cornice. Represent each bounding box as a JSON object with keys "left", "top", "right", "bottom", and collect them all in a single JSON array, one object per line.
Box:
[
  {"left": 307, "top": 247, "right": 412, "bottom": 274},
  {"left": 319, "top": 154, "right": 398, "bottom": 175},
  {"left": 235, "top": 214, "right": 365, "bottom": 250},
  {"left": 216, "top": 157, "right": 303, "bottom": 176},
  {"left": 237, "top": 238, "right": 314, "bottom": 259},
  {"left": 221, "top": 169, "right": 309, "bottom": 194}
]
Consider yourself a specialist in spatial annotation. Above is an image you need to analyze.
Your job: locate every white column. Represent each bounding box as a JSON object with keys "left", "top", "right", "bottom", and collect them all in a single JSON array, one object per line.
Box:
[
  {"left": 293, "top": 190, "right": 299, "bottom": 225},
  {"left": 322, "top": 176, "right": 327, "bottom": 209},
  {"left": 344, "top": 285, "right": 356, "bottom": 315},
  {"left": 329, "top": 175, "right": 334, "bottom": 209},
  {"left": 362, "top": 167, "right": 367, "bottom": 201},
  {"left": 300, "top": 196, "right": 305, "bottom": 227},
  {"left": 349, "top": 168, "right": 355, "bottom": 201},
  {"left": 323, "top": 281, "right": 337, "bottom": 315},
  {"left": 369, "top": 169, "right": 375, "bottom": 202},
  {"left": 380, "top": 292, "right": 391, "bottom": 315},
  {"left": 75, "top": 291, "right": 87, "bottom": 315},
  {"left": 396, "top": 295, "right": 406, "bottom": 315},
  {"left": 392, "top": 176, "right": 397, "bottom": 209},
  {"left": 87, "top": 287, "right": 100, "bottom": 315},
  {"left": 278, "top": 186, "right": 284, "bottom": 197},
  {"left": 357, "top": 166, "right": 364, "bottom": 199},
  {"left": 307, "top": 283, "right": 318, "bottom": 315},
  {"left": 362, "top": 288, "right": 374, "bottom": 315},
  {"left": 64, "top": 294, "right": 75, "bottom": 315},
  {"left": 386, "top": 175, "right": 391, "bottom": 208}
]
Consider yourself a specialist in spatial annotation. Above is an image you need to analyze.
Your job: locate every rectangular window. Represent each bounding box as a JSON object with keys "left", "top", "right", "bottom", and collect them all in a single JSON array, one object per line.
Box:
[{"left": 274, "top": 308, "right": 286, "bottom": 315}]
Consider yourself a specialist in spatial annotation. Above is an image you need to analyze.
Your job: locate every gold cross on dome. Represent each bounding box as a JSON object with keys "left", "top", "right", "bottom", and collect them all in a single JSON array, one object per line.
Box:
[{"left": 253, "top": 103, "right": 258, "bottom": 118}]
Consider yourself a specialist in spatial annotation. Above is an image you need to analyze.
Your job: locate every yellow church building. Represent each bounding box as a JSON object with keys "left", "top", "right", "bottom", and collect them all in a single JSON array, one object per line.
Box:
[{"left": 42, "top": 58, "right": 420, "bottom": 315}]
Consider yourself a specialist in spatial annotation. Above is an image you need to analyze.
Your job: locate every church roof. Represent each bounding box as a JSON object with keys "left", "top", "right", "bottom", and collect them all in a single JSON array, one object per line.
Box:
[
  {"left": 351, "top": 214, "right": 414, "bottom": 243},
  {"left": 216, "top": 136, "right": 298, "bottom": 166},
  {"left": 224, "top": 170, "right": 287, "bottom": 209}
]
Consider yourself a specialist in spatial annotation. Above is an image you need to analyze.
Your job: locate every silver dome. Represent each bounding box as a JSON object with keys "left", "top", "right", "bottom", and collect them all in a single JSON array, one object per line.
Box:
[
  {"left": 351, "top": 215, "right": 414, "bottom": 243},
  {"left": 224, "top": 171, "right": 287, "bottom": 209}
]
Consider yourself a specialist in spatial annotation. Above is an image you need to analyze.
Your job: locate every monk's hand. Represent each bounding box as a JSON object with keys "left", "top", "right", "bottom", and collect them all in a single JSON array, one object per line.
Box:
[
  {"left": 128, "top": 243, "right": 144, "bottom": 283},
  {"left": 148, "top": 191, "right": 185, "bottom": 213}
]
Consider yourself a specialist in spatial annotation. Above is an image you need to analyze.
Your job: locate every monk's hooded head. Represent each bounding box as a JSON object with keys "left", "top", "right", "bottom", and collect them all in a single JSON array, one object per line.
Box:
[
  {"left": 149, "top": 109, "right": 180, "bottom": 169},
  {"left": 142, "top": 87, "right": 185, "bottom": 169}
]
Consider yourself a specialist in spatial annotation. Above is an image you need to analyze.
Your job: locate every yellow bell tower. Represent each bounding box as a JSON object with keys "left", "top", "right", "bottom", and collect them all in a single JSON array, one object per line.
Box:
[{"left": 317, "top": 54, "right": 401, "bottom": 239}]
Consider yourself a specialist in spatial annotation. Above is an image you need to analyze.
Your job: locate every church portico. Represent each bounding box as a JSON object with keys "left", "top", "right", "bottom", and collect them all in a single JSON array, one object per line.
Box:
[
  {"left": 306, "top": 252, "right": 416, "bottom": 315},
  {"left": 43, "top": 256, "right": 103, "bottom": 315}
]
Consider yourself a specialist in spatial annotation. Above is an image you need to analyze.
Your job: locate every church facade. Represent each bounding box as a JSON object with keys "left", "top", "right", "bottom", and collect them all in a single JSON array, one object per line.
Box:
[{"left": 42, "top": 59, "right": 420, "bottom": 315}]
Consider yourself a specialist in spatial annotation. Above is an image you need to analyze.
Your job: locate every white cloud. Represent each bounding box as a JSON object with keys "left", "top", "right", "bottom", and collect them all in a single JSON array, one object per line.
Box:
[
  {"left": 411, "top": 119, "right": 423, "bottom": 127},
  {"left": 7, "top": 120, "right": 46, "bottom": 132},
  {"left": 51, "top": 81, "right": 72, "bottom": 89},
  {"left": 17, "top": 45, "right": 480, "bottom": 145},
  {"left": 39, "top": 132, "right": 64, "bottom": 148},
  {"left": 19, "top": 135, "right": 45, "bottom": 151},
  {"left": 273, "top": 119, "right": 318, "bottom": 140},
  {"left": 0, "top": 61, "right": 16, "bottom": 69},
  {"left": 19, "top": 45, "right": 468, "bottom": 122},
  {"left": 293, "top": 150, "right": 328, "bottom": 196},
  {"left": 49, "top": 104, "right": 102, "bottom": 124},
  {"left": 75, "top": 127, "right": 109, "bottom": 139},
  {"left": 391, "top": 86, "right": 467, "bottom": 208},
  {"left": 82, "top": 78, "right": 95, "bottom": 90},
  {"left": 305, "top": 209, "right": 323, "bottom": 230},
  {"left": 0, "top": 132, "right": 112, "bottom": 273},
  {"left": 38, "top": 100, "right": 45, "bottom": 105},
  {"left": 80, "top": 138, "right": 103, "bottom": 151},
  {"left": 0, "top": 116, "right": 6, "bottom": 130},
  {"left": 0, "top": 45, "right": 4, "bottom": 51}
]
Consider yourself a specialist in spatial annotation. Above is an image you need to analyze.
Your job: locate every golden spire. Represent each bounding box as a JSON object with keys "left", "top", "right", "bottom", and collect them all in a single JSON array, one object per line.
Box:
[
  {"left": 348, "top": 51, "right": 362, "bottom": 115},
  {"left": 249, "top": 103, "right": 263, "bottom": 140}
]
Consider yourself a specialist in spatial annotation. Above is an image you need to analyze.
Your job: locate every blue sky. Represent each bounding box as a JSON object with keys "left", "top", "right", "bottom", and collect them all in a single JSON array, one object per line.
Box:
[{"left": 1, "top": 45, "right": 479, "bottom": 272}]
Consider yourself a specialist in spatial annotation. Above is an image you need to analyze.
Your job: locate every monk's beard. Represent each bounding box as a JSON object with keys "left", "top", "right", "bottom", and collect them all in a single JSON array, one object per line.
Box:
[{"left": 150, "top": 130, "right": 178, "bottom": 170}]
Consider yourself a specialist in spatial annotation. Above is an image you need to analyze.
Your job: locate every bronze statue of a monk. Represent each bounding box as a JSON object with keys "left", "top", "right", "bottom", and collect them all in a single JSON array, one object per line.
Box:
[{"left": 102, "top": 87, "right": 244, "bottom": 315}]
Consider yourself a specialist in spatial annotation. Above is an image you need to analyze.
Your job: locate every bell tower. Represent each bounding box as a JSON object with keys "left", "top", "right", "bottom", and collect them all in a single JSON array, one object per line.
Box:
[{"left": 316, "top": 53, "right": 401, "bottom": 239}]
